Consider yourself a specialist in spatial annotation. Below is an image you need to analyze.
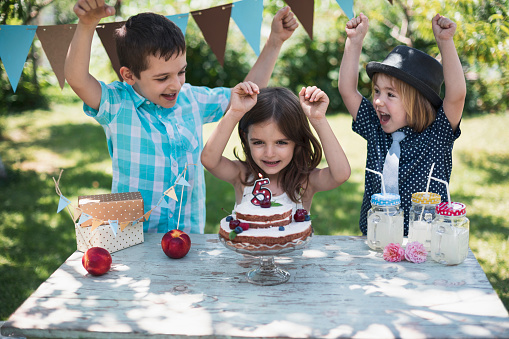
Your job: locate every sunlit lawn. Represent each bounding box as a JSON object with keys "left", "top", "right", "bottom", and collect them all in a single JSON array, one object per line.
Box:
[{"left": 1, "top": 95, "right": 508, "bottom": 320}]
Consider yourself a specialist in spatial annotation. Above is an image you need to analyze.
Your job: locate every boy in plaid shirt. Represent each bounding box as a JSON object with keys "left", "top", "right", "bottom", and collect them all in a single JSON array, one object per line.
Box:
[{"left": 65, "top": 0, "right": 298, "bottom": 233}]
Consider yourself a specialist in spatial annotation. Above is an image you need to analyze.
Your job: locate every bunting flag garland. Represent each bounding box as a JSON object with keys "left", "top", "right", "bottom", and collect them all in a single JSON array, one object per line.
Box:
[
  {"left": 175, "top": 176, "right": 191, "bottom": 187},
  {"left": 231, "top": 0, "right": 263, "bottom": 56},
  {"left": 96, "top": 22, "right": 126, "bottom": 81},
  {"left": 109, "top": 220, "right": 119, "bottom": 237},
  {"left": 57, "top": 195, "right": 71, "bottom": 213},
  {"left": 0, "top": 25, "right": 37, "bottom": 92},
  {"left": 192, "top": 4, "right": 232, "bottom": 66},
  {"left": 53, "top": 166, "right": 193, "bottom": 236},
  {"left": 166, "top": 13, "right": 190, "bottom": 38},
  {"left": 335, "top": 0, "right": 354, "bottom": 19},
  {"left": 36, "top": 24, "right": 77, "bottom": 89},
  {"left": 0, "top": 0, "right": 356, "bottom": 91},
  {"left": 284, "top": 0, "right": 314, "bottom": 39},
  {"left": 78, "top": 212, "right": 93, "bottom": 226},
  {"left": 165, "top": 187, "right": 178, "bottom": 201}
]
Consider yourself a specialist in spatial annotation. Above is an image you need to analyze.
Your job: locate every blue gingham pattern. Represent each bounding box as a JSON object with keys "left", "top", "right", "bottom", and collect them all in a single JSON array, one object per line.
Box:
[{"left": 84, "top": 81, "right": 231, "bottom": 233}]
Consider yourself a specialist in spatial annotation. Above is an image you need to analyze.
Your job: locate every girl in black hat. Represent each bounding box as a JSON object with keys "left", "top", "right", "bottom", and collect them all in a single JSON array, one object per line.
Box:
[{"left": 338, "top": 13, "right": 466, "bottom": 236}]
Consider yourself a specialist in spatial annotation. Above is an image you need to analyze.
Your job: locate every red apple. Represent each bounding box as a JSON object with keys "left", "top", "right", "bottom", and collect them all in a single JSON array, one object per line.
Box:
[
  {"left": 82, "top": 247, "right": 112, "bottom": 276},
  {"left": 161, "top": 229, "right": 191, "bottom": 259}
]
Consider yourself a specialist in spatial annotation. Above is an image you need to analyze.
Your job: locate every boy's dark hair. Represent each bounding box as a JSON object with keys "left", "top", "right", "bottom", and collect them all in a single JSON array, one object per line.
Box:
[
  {"left": 115, "top": 13, "right": 186, "bottom": 78},
  {"left": 235, "top": 87, "right": 322, "bottom": 203}
]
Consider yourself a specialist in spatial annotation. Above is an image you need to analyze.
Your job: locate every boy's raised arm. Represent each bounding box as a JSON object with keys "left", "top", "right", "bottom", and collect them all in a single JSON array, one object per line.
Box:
[
  {"left": 243, "top": 6, "right": 298, "bottom": 88},
  {"left": 338, "top": 13, "right": 369, "bottom": 120},
  {"left": 65, "top": 0, "right": 115, "bottom": 111},
  {"left": 432, "top": 14, "right": 466, "bottom": 133}
]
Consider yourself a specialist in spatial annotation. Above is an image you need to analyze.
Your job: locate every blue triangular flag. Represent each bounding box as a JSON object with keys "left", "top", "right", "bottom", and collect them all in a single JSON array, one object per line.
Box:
[
  {"left": 335, "top": 0, "right": 354, "bottom": 19},
  {"left": 57, "top": 195, "right": 71, "bottom": 213},
  {"left": 159, "top": 196, "right": 171, "bottom": 209},
  {"left": 109, "top": 220, "right": 118, "bottom": 237},
  {"left": 166, "top": 14, "right": 189, "bottom": 38},
  {"left": 0, "top": 25, "right": 37, "bottom": 92},
  {"left": 78, "top": 213, "right": 92, "bottom": 225},
  {"left": 231, "top": 0, "right": 263, "bottom": 56},
  {"left": 175, "top": 176, "right": 191, "bottom": 187}
]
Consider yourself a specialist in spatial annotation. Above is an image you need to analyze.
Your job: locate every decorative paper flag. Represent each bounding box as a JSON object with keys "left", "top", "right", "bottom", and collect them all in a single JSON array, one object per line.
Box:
[
  {"left": 335, "top": 0, "right": 354, "bottom": 19},
  {"left": 57, "top": 195, "right": 71, "bottom": 213},
  {"left": 192, "top": 4, "right": 232, "bottom": 65},
  {"left": 36, "top": 24, "right": 76, "bottom": 89},
  {"left": 166, "top": 13, "right": 190, "bottom": 37},
  {"left": 176, "top": 176, "right": 191, "bottom": 187},
  {"left": 96, "top": 21, "right": 125, "bottom": 81},
  {"left": 284, "top": 0, "right": 314, "bottom": 39},
  {"left": 0, "top": 25, "right": 37, "bottom": 92},
  {"left": 144, "top": 210, "right": 152, "bottom": 221},
  {"left": 159, "top": 196, "right": 173, "bottom": 209},
  {"left": 78, "top": 212, "right": 93, "bottom": 226},
  {"left": 109, "top": 220, "right": 119, "bottom": 237},
  {"left": 91, "top": 219, "right": 103, "bottom": 232},
  {"left": 231, "top": 0, "right": 263, "bottom": 56},
  {"left": 73, "top": 208, "right": 82, "bottom": 223},
  {"left": 119, "top": 221, "right": 130, "bottom": 231},
  {"left": 165, "top": 186, "right": 178, "bottom": 201}
]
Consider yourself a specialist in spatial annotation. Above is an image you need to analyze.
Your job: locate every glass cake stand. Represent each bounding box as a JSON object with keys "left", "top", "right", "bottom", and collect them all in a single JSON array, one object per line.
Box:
[{"left": 219, "top": 230, "right": 313, "bottom": 286}]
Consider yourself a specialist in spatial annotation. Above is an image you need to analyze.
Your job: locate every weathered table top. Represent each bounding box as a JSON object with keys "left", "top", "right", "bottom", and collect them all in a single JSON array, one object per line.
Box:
[{"left": 2, "top": 234, "right": 508, "bottom": 338}]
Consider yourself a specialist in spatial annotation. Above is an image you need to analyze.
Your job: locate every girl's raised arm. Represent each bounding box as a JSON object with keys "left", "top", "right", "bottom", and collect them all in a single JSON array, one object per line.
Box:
[
  {"left": 201, "top": 82, "right": 259, "bottom": 186},
  {"left": 299, "top": 87, "right": 351, "bottom": 195},
  {"left": 432, "top": 14, "right": 466, "bottom": 132},
  {"left": 338, "top": 13, "right": 369, "bottom": 120}
]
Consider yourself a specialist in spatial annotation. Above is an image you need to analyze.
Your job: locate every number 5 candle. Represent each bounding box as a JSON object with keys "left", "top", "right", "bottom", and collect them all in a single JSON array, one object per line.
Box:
[{"left": 251, "top": 173, "right": 272, "bottom": 206}]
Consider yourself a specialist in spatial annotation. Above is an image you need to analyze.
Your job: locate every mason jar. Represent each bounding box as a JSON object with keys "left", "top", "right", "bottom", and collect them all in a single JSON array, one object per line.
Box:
[
  {"left": 408, "top": 192, "right": 441, "bottom": 251},
  {"left": 430, "top": 202, "right": 469, "bottom": 265},
  {"left": 367, "top": 193, "right": 404, "bottom": 251}
]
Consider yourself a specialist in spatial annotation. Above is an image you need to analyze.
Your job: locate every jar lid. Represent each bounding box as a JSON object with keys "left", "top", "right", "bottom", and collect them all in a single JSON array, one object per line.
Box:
[
  {"left": 411, "top": 192, "right": 441, "bottom": 205},
  {"left": 371, "top": 193, "right": 401, "bottom": 206},
  {"left": 436, "top": 202, "right": 466, "bottom": 216}
]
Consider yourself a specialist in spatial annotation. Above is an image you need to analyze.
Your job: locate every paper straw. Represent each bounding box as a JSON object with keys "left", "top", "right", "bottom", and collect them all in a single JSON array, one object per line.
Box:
[
  {"left": 426, "top": 163, "right": 435, "bottom": 193},
  {"left": 430, "top": 176, "right": 451, "bottom": 206},
  {"left": 366, "top": 168, "right": 386, "bottom": 195}
]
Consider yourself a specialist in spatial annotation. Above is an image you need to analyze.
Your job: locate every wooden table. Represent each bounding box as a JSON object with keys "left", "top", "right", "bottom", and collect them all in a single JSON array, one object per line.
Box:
[{"left": 2, "top": 234, "right": 508, "bottom": 338}]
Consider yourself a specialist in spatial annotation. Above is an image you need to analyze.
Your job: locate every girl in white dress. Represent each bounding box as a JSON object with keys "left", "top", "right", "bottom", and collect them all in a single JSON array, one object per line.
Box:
[{"left": 201, "top": 82, "right": 351, "bottom": 216}]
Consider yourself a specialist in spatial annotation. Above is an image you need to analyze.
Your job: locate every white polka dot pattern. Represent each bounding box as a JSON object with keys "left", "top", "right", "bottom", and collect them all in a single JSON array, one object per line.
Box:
[
  {"left": 75, "top": 192, "right": 145, "bottom": 253},
  {"left": 353, "top": 97, "right": 461, "bottom": 236},
  {"left": 75, "top": 221, "right": 144, "bottom": 253},
  {"left": 78, "top": 192, "right": 144, "bottom": 226}
]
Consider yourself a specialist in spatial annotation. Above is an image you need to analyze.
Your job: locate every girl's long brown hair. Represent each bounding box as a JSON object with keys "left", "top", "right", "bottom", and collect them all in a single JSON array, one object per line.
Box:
[{"left": 235, "top": 87, "right": 322, "bottom": 203}]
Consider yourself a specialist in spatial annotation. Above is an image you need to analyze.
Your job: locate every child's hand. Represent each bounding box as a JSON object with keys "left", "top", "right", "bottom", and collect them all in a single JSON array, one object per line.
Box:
[
  {"left": 345, "top": 13, "right": 369, "bottom": 43},
  {"left": 432, "top": 14, "right": 457, "bottom": 42},
  {"left": 74, "top": 0, "right": 115, "bottom": 26},
  {"left": 228, "top": 81, "right": 259, "bottom": 119},
  {"left": 299, "top": 86, "right": 330, "bottom": 123},
  {"left": 270, "top": 6, "right": 299, "bottom": 43}
]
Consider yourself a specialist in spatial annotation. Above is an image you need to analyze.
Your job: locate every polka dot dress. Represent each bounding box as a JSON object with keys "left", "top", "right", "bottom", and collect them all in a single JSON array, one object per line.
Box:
[{"left": 353, "top": 97, "right": 461, "bottom": 236}]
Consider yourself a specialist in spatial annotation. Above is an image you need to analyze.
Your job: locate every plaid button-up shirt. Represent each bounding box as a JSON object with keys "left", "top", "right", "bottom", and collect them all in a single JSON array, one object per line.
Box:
[{"left": 84, "top": 81, "right": 231, "bottom": 233}]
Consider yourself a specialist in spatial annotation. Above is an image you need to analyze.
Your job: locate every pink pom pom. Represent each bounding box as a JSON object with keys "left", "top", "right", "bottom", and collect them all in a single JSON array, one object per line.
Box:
[
  {"left": 405, "top": 241, "right": 427, "bottom": 263},
  {"left": 383, "top": 243, "right": 405, "bottom": 262}
]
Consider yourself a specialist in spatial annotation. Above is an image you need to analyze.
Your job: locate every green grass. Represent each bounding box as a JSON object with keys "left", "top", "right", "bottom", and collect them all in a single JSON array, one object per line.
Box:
[{"left": 1, "top": 97, "right": 508, "bottom": 320}]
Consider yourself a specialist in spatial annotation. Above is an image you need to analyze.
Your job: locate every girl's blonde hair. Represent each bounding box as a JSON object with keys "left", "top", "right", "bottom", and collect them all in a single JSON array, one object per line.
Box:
[
  {"left": 235, "top": 87, "right": 322, "bottom": 203},
  {"left": 372, "top": 73, "right": 437, "bottom": 133}
]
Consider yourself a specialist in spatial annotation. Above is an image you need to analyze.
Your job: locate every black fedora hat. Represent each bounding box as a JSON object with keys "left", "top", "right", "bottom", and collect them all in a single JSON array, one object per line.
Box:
[{"left": 366, "top": 45, "right": 444, "bottom": 109}]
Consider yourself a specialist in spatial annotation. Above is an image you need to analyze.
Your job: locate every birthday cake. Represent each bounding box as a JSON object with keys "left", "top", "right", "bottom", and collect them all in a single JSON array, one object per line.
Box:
[{"left": 219, "top": 187, "right": 313, "bottom": 250}]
